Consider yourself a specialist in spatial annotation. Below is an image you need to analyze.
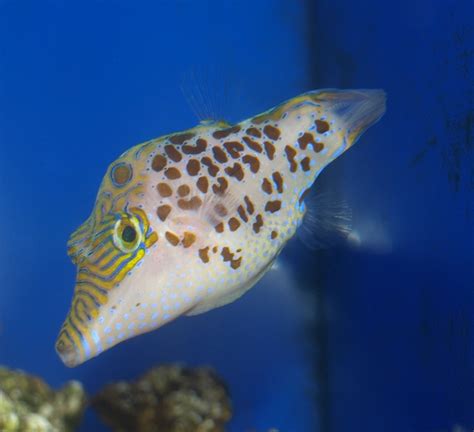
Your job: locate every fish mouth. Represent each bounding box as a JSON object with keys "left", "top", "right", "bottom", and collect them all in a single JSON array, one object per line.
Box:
[{"left": 55, "top": 333, "right": 85, "bottom": 368}]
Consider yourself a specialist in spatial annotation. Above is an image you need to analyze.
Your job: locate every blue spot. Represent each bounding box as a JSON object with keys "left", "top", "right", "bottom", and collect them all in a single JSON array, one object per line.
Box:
[
  {"left": 91, "top": 330, "right": 100, "bottom": 347},
  {"left": 107, "top": 337, "right": 115, "bottom": 345},
  {"left": 81, "top": 337, "right": 91, "bottom": 358},
  {"left": 115, "top": 323, "right": 122, "bottom": 331},
  {"left": 152, "top": 312, "right": 159, "bottom": 320},
  {"left": 104, "top": 327, "right": 111, "bottom": 334},
  {"left": 128, "top": 323, "right": 135, "bottom": 330}
]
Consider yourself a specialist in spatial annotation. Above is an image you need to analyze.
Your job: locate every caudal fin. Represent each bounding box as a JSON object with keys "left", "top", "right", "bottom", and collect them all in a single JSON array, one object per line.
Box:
[{"left": 311, "top": 89, "right": 386, "bottom": 147}]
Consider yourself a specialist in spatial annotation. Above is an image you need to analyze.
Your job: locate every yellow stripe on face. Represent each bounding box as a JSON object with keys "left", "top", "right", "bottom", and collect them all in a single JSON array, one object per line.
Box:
[
  {"left": 76, "top": 271, "right": 116, "bottom": 290},
  {"left": 113, "top": 249, "right": 145, "bottom": 282},
  {"left": 75, "top": 285, "right": 108, "bottom": 306},
  {"left": 65, "top": 316, "right": 85, "bottom": 358},
  {"left": 145, "top": 231, "right": 158, "bottom": 248},
  {"left": 91, "top": 252, "right": 135, "bottom": 278}
]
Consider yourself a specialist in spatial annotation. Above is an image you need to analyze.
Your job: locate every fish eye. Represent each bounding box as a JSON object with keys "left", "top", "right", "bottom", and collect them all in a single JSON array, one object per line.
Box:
[
  {"left": 113, "top": 217, "right": 142, "bottom": 252},
  {"left": 121, "top": 225, "right": 137, "bottom": 243}
]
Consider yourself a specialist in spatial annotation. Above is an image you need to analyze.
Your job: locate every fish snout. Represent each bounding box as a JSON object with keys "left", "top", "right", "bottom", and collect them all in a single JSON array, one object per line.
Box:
[{"left": 55, "top": 335, "right": 82, "bottom": 368}]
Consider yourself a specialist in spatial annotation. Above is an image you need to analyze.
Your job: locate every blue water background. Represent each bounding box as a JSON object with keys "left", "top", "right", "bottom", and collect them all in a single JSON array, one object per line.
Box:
[{"left": 0, "top": 1, "right": 472, "bottom": 431}]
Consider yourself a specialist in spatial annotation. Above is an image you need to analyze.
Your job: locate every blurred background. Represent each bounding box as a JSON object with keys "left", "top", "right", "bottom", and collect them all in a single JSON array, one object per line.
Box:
[{"left": 0, "top": 0, "right": 472, "bottom": 431}]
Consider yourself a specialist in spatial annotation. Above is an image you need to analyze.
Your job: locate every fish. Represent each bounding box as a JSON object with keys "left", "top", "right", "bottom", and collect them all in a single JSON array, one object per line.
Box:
[{"left": 55, "top": 88, "right": 386, "bottom": 367}]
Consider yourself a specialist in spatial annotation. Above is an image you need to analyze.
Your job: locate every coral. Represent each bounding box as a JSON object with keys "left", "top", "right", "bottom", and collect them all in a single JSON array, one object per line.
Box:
[
  {"left": 0, "top": 366, "right": 86, "bottom": 432},
  {"left": 92, "top": 364, "right": 232, "bottom": 432}
]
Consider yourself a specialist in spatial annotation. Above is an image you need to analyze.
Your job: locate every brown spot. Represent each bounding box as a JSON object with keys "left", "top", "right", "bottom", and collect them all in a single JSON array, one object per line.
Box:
[
  {"left": 314, "top": 142, "right": 324, "bottom": 152},
  {"left": 252, "top": 214, "right": 263, "bottom": 233},
  {"left": 165, "top": 167, "right": 181, "bottom": 179},
  {"left": 299, "top": 187, "right": 311, "bottom": 205},
  {"left": 178, "top": 196, "right": 202, "bottom": 211},
  {"left": 196, "top": 176, "right": 209, "bottom": 193},
  {"left": 157, "top": 182, "right": 173, "bottom": 197},
  {"left": 212, "top": 246, "right": 218, "bottom": 253},
  {"left": 301, "top": 157, "right": 311, "bottom": 172},
  {"left": 224, "top": 163, "right": 244, "bottom": 181},
  {"left": 228, "top": 217, "right": 240, "bottom": 232},
  {"left": 237, "top": 205, "right": 248, "bottom": 222},
  {"left": 164, "top": 145, "right": 182, "bottom": 162},
  {"left": 212, "top": 146, "right": 228, "bottom": 163},
  {"left": 264, "top": 141, "right": 275, "bottom": 160},
  {"left": 284, "top": 145, "right": 298, "bottom": 172},
  {"left": 214, "top": 203, "right": 228, "bottom": 217},
  {"left": 263, "top": 125, "right": 281, "bottom": 140},
  {"left": 221, "top": 247, "right": 233, "bottom": 262},
  {"left": 215, "top": 222, "right": 224, "bottom": 233},
  {"left": 298, "top": 132, "right": 314, "bottom": 150},
  {"left": 212, "top": 177, "right": 228, "bottom": 195},
  {"left": 177, "top": 184, "right": 190, "bottom": 197},
  {"left": 246, "top": 127, "right": 262, "bottom": 138},
  {"left": 198, "top": 247, "right": 210, "bottom": 263},
  {"left": 151, "top": 154, "right": 167, "bottom": 172},
  {"left": 183, "top": 138, "right": 207, "bottom": 155},
  {"left": 297, "top": 132, "right": 324, "bottom": 153},
  {"left": 244, "top": 196, "right": 255, "bottom": 214},
  {"left": 271, "top": 230, "right": 278, "bottom": 239},
  {"left": 265, "top": 200, "right": 282, "bottom": 213},
  {"left": 212, "top": 125, "right": 241, "bottom": 139},
  {"left": 231, "top": 256, "right": 242, "bottom": 269},
  {"left": 112, "top": 163, "right": 132, "bottom": 186},
  {"left": 242, "top": 154, "right": 260, "bottom": 173},
  {"left": 272, "top": 172, "right": 284, "bottom": 193},
  {"left": 243, "top": 136, "right": 263, "bottom": 153},
  {"left": 220, "top": 246, "right": 241, "bottom": 269},
  {"left": 169, "top": 132, "right": 195, "bottom": 145},
  {"left": 157, "top": 205, "right": 171, "bottom": 222},
  {"left": 261, "top": 178, "right": 273, "bottom": 194},
  {"left": 165, "top": 231, "right": 180, "bottom": 246},
  {"left": 315, "top": 119, "right": 330, "bottom": 133},
  {"left": 201, "top": 157, "right": 220, "bottom": 177},
  {"left": 223, "top": 141, "right": 244, "bottom": 159},
  {"left": 182, "top": 232, "right": 196, "bottom": 248},
  {"left": 186, "top": 159, "right": 201, "bottom": 176}
]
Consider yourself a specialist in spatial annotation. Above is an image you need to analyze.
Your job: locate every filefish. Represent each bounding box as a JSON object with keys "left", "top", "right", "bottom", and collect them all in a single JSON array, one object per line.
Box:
[{"left": 56, "top": 89, "right": 386, "bottom": 367}]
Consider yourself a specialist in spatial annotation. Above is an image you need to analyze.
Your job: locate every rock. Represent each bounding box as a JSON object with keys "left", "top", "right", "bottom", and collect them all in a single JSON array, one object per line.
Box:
[
  {"left": 0, "top": 366, "right": 86, "bottom": 432},
  {"left": 92, "top": 364, "right": 232, "bottom": 432}
]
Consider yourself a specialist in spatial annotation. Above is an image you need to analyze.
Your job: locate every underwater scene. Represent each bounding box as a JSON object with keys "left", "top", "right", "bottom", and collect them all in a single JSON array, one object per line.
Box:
[{"left": 0, "top": 0, "right": 473, "bottom": 431}]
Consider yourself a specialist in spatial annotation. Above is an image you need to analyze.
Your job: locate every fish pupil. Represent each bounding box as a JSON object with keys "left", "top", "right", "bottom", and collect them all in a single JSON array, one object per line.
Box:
[{"left": 122, "top": 225, "right": 137, "bottom": 243}]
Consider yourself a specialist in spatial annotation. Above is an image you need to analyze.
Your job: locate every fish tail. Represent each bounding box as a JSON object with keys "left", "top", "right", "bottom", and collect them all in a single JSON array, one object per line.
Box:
[
  {"left": 310, "top": 88, "right": 386, "bottom": 148},
  {"left": 269, "top": 89, "right": 386, "bottom": 226}
]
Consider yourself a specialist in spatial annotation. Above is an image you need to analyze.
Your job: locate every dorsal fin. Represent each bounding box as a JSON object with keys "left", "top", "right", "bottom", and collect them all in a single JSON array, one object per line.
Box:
[{"left": 180, "top": 65, "right": 244, "bottom": 125}]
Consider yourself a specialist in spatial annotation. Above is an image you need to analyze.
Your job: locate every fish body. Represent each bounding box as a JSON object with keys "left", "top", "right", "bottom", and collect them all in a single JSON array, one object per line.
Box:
[{"left": 56, "top": 89, "right": 386, "bottom": 367}]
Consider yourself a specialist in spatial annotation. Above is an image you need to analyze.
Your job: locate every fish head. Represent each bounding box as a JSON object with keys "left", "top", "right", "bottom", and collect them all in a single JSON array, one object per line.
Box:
[{"left": 55, "top": 151, "right": 176, "bottom": 367}]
